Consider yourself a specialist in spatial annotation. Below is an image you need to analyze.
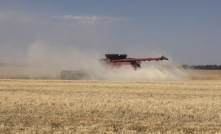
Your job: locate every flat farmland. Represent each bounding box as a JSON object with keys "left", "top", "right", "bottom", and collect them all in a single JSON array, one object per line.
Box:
[{"left": 0, "top": 77, "right": 221, "bottom": 134}]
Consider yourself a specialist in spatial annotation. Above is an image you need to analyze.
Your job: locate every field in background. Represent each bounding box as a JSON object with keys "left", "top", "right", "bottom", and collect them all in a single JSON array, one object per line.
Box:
[
  {"left": 195, "top": 70, "right": 221, "bottom": 76},
  {"left": 186, "top": 70, "right": 221, "bottom": 80},
  {"left": 0, "top": 70, "right": 221, "bottom": 133},
  {"left": 0, "top": 66, "right": 59, "bottom": 79},
  {"left": 1, "top": 64, "right": 221, "bottom": 80}
]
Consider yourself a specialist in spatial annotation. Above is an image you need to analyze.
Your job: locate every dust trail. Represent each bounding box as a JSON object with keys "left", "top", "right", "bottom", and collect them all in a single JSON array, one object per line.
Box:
[
  {"left": 0, "top": 41, "right": 190, "bottom": 80},
  {"left": 86, "top": 60, "right": 190, "bottom": 81}
]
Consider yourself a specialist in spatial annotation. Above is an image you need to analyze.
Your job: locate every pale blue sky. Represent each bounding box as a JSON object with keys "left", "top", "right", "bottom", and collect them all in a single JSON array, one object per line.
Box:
[{"left": 0, "top": 0, "right": 220, "bottom": 65}]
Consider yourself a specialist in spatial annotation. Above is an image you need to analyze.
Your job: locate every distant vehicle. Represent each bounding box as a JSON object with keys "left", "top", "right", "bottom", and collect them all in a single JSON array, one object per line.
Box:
[{"left": 61, "top": 54, "right": 168, "bottom": 80}]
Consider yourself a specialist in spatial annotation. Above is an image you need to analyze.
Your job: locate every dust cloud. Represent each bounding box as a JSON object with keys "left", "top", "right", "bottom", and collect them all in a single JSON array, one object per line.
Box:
[
  {"left": 87, "top": 59, "right": 190, "bottom": 81},
  {"left": 0, "top": 40, "right": 191, "bottom": 81}
]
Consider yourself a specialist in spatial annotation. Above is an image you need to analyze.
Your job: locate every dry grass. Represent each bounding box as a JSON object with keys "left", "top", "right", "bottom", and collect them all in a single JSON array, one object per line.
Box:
[{"left": 0, "top": 78, "right": 221, "bottom": 134}]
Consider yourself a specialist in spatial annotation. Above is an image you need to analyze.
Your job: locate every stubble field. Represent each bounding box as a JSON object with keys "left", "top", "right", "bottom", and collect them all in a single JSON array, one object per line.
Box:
[{"left": 0, "top": 70, "right": 221, "bottom": 133}]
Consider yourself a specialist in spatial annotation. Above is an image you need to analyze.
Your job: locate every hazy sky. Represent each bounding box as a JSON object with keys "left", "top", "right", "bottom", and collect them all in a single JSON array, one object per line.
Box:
[{"left": 0, "top": 0, "right": 220, "bottom": 65}]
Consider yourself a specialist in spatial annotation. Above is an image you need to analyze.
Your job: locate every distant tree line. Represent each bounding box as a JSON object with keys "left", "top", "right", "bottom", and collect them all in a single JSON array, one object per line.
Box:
[{"left": 182, "top": 65, "right": 221, "bottom": 70}]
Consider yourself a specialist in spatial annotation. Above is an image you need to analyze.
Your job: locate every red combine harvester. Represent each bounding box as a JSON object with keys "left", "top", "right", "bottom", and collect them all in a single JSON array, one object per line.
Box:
[
  {"left": 101, "top": 54, "right": 168, "bottom": 70},
  {"left": 61, "top": 54, "right": 168, "bottom": 80}
]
